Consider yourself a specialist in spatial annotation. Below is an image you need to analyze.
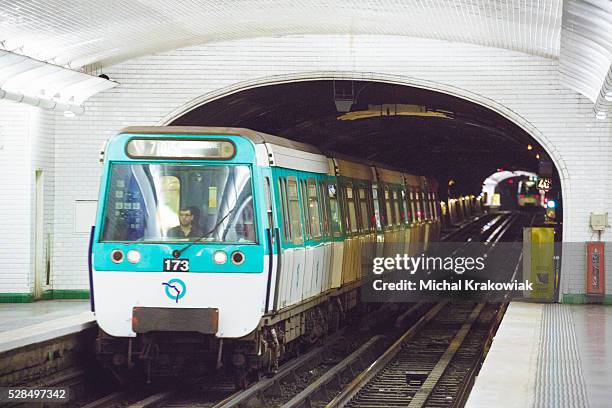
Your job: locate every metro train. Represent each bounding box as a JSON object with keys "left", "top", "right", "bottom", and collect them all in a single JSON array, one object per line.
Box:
[
  {"left": 90, "top": 126, "right": 444, "bottom": 384},
  {"left": 440, "top": 195, "right": 484, "bottom": 227},
  {"left": 517, "top": 178, "right": 543, "bottom": 207}
]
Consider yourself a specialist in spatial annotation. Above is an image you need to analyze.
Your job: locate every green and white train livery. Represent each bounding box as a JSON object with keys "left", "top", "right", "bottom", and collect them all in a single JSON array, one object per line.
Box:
[{"left": 91, "top": 126, "right": 441, "bottom": 380}]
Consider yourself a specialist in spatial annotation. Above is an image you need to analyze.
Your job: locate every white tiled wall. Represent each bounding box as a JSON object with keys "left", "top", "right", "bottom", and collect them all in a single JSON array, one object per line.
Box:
[
  {"left": 0, "top": 103, "right": 55, "bottom": 294},
  {"left": 2, "top": 35, "right": 611, "bottom": 298}
]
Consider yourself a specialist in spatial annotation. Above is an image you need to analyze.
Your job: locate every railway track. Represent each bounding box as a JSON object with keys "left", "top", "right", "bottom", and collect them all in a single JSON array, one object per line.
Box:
[
  {"left": 326, "top": 301, "right": 505, "bottom": 408},
  {"left": 78, "top": 301, "right": 505, "bottom": 408}
]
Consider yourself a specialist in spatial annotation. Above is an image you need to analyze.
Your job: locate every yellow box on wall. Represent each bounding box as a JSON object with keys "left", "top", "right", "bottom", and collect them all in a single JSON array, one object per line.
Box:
[{"left": 522, "top": 227, "right": 555, "bottom": 301}]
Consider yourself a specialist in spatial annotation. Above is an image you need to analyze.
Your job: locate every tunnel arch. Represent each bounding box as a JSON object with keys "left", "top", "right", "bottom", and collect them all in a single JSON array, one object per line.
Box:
[{"left": 157, "top": 71, "right": 569, "bottom": 247}]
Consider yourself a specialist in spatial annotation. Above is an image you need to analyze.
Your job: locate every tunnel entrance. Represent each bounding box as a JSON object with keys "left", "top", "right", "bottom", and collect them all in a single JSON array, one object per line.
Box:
[{"left": 169, "top": 79, "right": 562, "bottom": 227}]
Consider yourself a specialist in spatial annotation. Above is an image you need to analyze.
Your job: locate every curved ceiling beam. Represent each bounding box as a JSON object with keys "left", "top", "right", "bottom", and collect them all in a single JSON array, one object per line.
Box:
[{"left": 560, "top": 0, "right": 612, "bottom": 116}]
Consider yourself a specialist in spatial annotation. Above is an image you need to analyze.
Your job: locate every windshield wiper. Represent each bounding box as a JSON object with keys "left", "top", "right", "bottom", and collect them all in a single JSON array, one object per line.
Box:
[{"left": 172, "top": 205, "right": 238, "bottom": 258}]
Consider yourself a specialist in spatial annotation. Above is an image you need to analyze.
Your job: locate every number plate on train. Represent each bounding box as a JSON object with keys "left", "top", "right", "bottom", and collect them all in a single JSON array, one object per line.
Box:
[{"left": 163, "top": 259, "right": 189, "bottom": 272}]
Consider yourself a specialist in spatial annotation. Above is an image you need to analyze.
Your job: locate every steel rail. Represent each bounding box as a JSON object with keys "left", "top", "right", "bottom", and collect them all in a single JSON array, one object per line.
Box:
[
  {"left": 406, "top": 303, "right": 485, "bottom": 408},
  {"left": 324, "top": 302, "right": 447, "bottom": 408}
]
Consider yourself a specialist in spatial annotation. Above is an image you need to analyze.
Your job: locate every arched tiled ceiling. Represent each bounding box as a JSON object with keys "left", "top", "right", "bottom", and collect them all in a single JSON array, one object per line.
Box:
[
  {"left": 0, "top": 0, "right": 610, "bottom": 115},
  {"left": 0, "top": 0, "right": 563, "bottom": 66}
]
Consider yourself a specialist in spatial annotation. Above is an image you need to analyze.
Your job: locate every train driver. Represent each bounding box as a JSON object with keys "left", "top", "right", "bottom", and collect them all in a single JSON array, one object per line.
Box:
[{"left": 167, "top": 207, "right": 202, "bottom": 239}]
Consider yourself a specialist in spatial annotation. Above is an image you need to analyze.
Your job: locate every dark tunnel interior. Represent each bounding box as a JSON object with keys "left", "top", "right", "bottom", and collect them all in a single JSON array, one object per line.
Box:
[{"left": 171, "top": 80, "right": 558, "bottom": 200}]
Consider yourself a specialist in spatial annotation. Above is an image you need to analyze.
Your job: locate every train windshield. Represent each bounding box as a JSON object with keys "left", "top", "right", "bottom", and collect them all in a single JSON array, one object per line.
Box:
[
  {"left": 519, "top": 180, "right": 538, "bottom": 195},
  {"left": 101, "top": 163, "right": 256, "bottom": 243}
]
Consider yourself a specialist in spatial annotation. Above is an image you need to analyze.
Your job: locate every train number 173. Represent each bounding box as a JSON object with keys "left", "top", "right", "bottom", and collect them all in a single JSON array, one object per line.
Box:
[{"left": 163, "top": 259, "right": 189, "bottom": 272}]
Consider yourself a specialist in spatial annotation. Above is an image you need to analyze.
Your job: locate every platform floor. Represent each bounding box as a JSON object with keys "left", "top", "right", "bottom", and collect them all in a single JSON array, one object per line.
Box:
[
  {"left": 466, "top": 302, "right": 612, "bottom": 408},
  {"left": 0, "top": 300, "right": 94, "bottom": 353}
]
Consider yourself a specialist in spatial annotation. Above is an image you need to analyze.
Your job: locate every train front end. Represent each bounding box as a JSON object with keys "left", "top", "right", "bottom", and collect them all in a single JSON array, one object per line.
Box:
[{"left": 91, "top": 128, "right": 268, "bottom": 376}]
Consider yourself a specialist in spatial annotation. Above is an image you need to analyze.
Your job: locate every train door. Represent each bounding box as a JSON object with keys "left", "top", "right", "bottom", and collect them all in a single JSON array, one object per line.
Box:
[
  {"left": 304, "top": 177, "right": 326, "bottom": 297},
  {"left": 300, "top": 178, "right": 315, "bottom": 300},
  {"left": 287, "top": 174, "right": 307, "bottom": 306},
  {"left": 318, "top": 178, "right": 333, "bottom": 293},
  {"left": 272, "top": 169, "right": 306, "bottom": 309},
  {"left": 262, "top": 169, "right": 281, "bottom": 313},
  {"left": 401, "top": 188, "right": 411, "bottom": 255},
  {"left": 357, "top": 184, "right": 375, "bottom": 281},
  {"left": 341, "top": 182, "right": 360, "bottom": 284},
  {"left": 371, "top": 183, "right": 385, "bottom": 259},
  {"left": 328, "top": 179, "right": 345, "bottom": 288}
]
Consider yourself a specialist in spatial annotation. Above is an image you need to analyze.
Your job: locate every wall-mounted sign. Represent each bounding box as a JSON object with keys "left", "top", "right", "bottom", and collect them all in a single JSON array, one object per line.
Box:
[
  {"left": 537, "top": 177, "right": 552, "bottom": 191},
  {"left": 586, "top": 242, "right": 605, "bottom": 296}
]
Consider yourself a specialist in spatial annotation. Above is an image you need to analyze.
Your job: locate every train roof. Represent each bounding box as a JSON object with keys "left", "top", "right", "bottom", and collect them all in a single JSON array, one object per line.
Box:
[{"left": 118, "top": 126, "right": 323, "bottom": 155}]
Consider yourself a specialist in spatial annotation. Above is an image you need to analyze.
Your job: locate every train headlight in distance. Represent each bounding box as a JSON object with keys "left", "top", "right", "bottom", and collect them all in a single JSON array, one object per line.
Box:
[
  {"left": 547, "top": 200, "right": 556, "bottom": 209},
  {"left": 213, "top": 251, "right": 227, "bottom": 265},
  {"left": 127, "top": 250, "right": 141, "bottom": 264},
  {"left": 111, "top": 249, "right": 124, "bottom": 263},
  {"left": 231, "top": 251, "right": 245, "bottom": 265}
]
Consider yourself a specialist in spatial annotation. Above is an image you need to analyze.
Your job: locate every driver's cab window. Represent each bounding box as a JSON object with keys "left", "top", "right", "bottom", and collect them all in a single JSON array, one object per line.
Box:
[{"left": 157, "top": 176, "right": 180, "bottom": 231}]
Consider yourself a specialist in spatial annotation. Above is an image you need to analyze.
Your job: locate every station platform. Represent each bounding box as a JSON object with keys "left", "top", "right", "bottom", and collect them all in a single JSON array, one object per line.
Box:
[
  {"left": 0, "top": 300, "right": 95, "bottom": 353},
  {"left": 466, "top": 302, "right": 612, "bottom": 408}
]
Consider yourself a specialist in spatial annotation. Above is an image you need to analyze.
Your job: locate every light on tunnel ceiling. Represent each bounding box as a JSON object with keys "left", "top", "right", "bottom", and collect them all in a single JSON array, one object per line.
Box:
[
  {"left": 63, "top": 110, "right": 76, "bottom": 118},
  {"left": 535, "top": 153, "right": 540, "bottom": 159},
  {"left": 547, "top": 200, "right": 556, "bottom": 209},
  {"left": 448, "top": 179, "right": 455, "bottom": 186},
  {"left": 334, "top": 99, "right": 354, "bottom": 113},
  {"left": 527, "top": 144, "right": 533, "bottom": 150},
  {"left": 595, "top": 111, "right": 607, "bottom": 120}
]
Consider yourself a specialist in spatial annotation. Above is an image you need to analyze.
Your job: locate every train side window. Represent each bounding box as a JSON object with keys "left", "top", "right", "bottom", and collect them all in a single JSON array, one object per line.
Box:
[
  {"left": 278, "top": 177, "right": 291, "bottom": 242},
  {"left": 372, "top": 184, "right": 382, "bottom": 230},
  {"left": 384, "top": 187, "right": 393, "bottom": 226},
  {"left": 345, "top": 186, "right": 358, "bottom": 233},
  {"left": 319, "top": 181, "right": 330, "bottom": 237},
  {"left": 424, "top": 191, "right": 430, "bottom": 221},
  {"left": 307, "top": 179, "right": 322, "bottom": 238},
  {"left": 421, "top": 191, "right": 429, "bottom": 220},
  {"left": 159, "top": 176, "right": 181, "bottom": 232},
  {"left": 328, "top": 183, "right": 343, "bottom": 237},
  {"left": 358, "top": 187, "right": 370, "bottom": 232},
  {"left": 300, "top": 179, "right": 311, "bottom": 239},
  {"left": 393, "top": 190, "right": 401, "bottom": 227},
  {"left": 409, "top": 190, "right": 416, "bottom": 223},
  {"left": 416, "top": 191, "right": 423, "bottom": 221},
  {"left": 401, "top": 189, "right": 409, "bottom": 224},
  {"left": 429, "top": 193, "right": 435, "bottom": 220},
  {"left": 433, "top": 193, "right": 439, "bottom": 219},
  {"left": 264, "top": 177, "right": 274, "bottom": 230},
  {"left": 287, "top": 177, "right": 304, "bottom": 245}
]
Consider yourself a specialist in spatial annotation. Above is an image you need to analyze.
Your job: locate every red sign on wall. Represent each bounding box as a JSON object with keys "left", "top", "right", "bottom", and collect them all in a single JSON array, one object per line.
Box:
[{"left": 587, "top": 242, "right": 605, "bottom": 296}]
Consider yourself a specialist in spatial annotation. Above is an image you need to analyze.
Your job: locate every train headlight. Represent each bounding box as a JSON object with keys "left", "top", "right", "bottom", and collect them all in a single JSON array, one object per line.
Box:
[
  {"left": 213, "top": 251, "right": 227, "bottom": 265},
  {"left": 231, "top": 251, "right": 245, "bottom": 265},
  {"left": 127, "top": 250, "right": 141, "bottom": 264},
  {"left": 111, "top": 249, "right": 124, "bottom": 263}
]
